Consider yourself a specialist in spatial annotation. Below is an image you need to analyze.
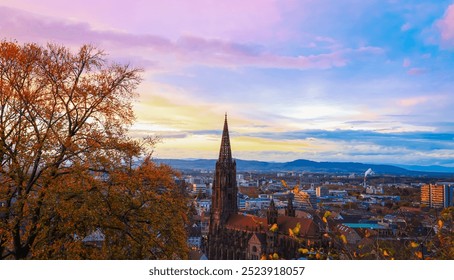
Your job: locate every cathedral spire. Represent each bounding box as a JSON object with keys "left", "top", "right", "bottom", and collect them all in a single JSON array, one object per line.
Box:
[
  {"left": 218, "top": 113, "right": 232, "bottom": 162},
  {"left": 209, "top": 114, "right": 238, "bottom": 258},
  {"left": 267, "top": 199, "right": 278, "bottom": 225},
  {"left": 269, "top": 199, "right": 276, "bottom": 210},
  {"left": 286, "top": 194, "right": 295, "bottom": 217}
]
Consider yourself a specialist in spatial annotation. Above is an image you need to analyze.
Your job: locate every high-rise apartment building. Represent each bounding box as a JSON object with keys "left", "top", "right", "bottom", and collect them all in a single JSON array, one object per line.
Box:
[
  {"left": 316, "top": 186, "right": 329, "bottom": 197},
  {"left": 421, "top": 183, "right": 454, "bottom": 208}
]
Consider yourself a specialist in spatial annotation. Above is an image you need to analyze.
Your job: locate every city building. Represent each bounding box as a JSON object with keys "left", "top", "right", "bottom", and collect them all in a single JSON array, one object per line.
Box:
[
  {"left": 366, "top": 185, "right": 384, "bottom": 195},
  {"left": 195, "top": 199, "right": 211, "bottom": 215},
  {"left": 187, "top": 224, "right": 202, "bottom": 249},
  {"left": 207, "top": 115, "right": 321, "bottom": 260},
  {"left": 421, "top": 183, "right": 454, "bottom": 209},
  {"left": 238, "top": 198, "right": 247, "bottom": 210},
  {"left": 294, "top": 191, "right": 317, "bottom": 209},
  {"left": 244, "top": 198, "right": 270, "bottom": 210},
  {"left": 191, "top": 183, "right": 207, "bottom": 195},
  {"left": 335, "top": 224, "right": 361, "bottom": 245},
  {"left": 316, "top": 186, "right": 329, "bottom": 197}
]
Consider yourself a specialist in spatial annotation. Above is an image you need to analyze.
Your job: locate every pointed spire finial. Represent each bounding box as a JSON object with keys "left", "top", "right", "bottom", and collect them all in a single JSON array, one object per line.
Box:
[
  {"left": 218, "top": 113, "right": 232, "bottom": 162},
  {"left": 286, "top": 193, "right": 295, "bottom": 217},
  {"left": 270, "top": 199, "right": 276, "bottom": 209}
]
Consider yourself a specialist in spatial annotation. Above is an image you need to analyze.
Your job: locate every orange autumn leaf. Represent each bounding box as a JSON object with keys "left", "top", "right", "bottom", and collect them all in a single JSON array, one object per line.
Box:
[
  {"left": 340, "top": 234, "right": 347, "bottom": 244},
  {"left": 415, "top": 251, "right": 423, "bottom": 259},
  {"left": 298, "top": 248, "right": 309, "bottom": 254},
  {"left": 438, "top": 220, "right": 444, "bottom": 229},
  {"left": 323, "top": 211, "right": 332, "bottom": 218},
  {"left": 293, "top": 223, "right": 301, "bottom": 235}
]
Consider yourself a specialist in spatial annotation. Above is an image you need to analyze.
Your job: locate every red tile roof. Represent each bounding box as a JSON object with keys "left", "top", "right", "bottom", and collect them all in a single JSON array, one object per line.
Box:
[{"left": 226, "top": 214, "right": 266, "bottom": 231}]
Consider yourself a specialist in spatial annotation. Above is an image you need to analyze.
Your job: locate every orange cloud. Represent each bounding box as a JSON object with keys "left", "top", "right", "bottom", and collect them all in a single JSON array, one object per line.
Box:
[
  {"left": 397, "top": 96, "right": 429, "bottom": 107},
  {"left": 152, "top": 134, "right": 329, "bottom": 160}
]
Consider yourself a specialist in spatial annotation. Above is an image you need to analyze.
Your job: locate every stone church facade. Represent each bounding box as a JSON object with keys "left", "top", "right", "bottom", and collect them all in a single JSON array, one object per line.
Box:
[{"left": 207, "top": 115, "right": 321, "bottom": 260}]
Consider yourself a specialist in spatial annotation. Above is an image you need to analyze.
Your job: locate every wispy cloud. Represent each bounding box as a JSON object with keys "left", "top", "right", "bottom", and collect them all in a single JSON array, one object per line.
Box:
[
  {"left": 401, "top": 23, "right": 412, "bottom": 32},
  {"left": 406, "top": 67, "right": 426, "bottom": 75},
  {"left": 151, "top": 128, "right": 454, "bottom": 165},
  {"left": 397, "top": 95, "right": 439, "bottom": 107},
  {"left": 244, "top": 129, "right": 454, "bottom": 147},
  {"left": 0, "top": 5, "right": 383, "bottom": 71},
  {"left": 436, "top": 4, "right": 454, "bottom": 47}
]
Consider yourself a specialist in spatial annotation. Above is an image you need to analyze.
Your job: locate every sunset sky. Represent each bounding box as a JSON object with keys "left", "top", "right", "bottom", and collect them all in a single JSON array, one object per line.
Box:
[{"left": 1, "top": 0, "right": 454, "bottom": 166}]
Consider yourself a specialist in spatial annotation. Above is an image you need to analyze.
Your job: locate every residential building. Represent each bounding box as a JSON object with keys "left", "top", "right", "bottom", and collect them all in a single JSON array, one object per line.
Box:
[
  {"left": 192, "top": 183, "right": 207, "bottom": 195},
  {"left": 316, "top": 186, "right": 329, "bottom": 197},
  {"left": 188, "top": 224, "right": 202, "bottom": 249},
  {"left": 421, "top": 183, "right": 454, "bottom": 208}
]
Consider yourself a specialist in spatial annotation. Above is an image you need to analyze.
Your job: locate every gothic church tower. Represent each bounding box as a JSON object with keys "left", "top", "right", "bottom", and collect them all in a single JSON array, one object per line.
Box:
[
  {"left": 209, "top": 114, "right": 237, "bottom": 232},
  {"left": 208, "top": 114, "right": 237, "bottom": 259}
]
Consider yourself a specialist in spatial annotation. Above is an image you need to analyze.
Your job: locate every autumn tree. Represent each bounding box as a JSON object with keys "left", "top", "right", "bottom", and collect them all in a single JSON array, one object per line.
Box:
[
  {"left": 427, "top": 207, "right": 453, "bottom": 259},
  {"left": 0, "top": 41, "right": 188, "bottom": 259}
]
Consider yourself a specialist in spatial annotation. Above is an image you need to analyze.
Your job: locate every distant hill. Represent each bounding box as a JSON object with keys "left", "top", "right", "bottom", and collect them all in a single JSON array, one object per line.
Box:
[
  {"left": 154, "top": 158, "right": 454, "bottom": 177},
  {"left": 395, "top": 164, "right": 454, "bottom": 173}
]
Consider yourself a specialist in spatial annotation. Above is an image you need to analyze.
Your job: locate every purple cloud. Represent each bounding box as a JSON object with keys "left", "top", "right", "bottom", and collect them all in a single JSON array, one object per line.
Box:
[
  {"left": 407, "top": 68, "right": 426, "bottom": 75},
  {"left": 0, "top": 5, "right": 382, "bottom": 70}
]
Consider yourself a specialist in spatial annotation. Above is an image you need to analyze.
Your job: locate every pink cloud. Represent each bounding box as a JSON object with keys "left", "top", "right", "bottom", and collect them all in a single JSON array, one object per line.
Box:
[
  {"left": 401, "top": 23, "right": 412, "bottom": 32},
  {"left": 0, "top": 6, "right": 171, "bottom": 47},
  {"left": 407, "top": 68, "right": 426, "bottom": 75},
  {"left": 0, "top": 5, "right": 382, "bottom": 71},
  {"left": 436, "top": 4, "right": 454, "bottom": 46},
  {"left": 397, "top": 95, "right": 446, "bottom": 108},
  {"left": 175, "top": 36, "right": 350, "bottom": 69},
  {"left": 398, "top": 96, "right": 429, "bottom": 107},
  {"left": 1, "top": 0, "right": 293, "bottom": 42}
]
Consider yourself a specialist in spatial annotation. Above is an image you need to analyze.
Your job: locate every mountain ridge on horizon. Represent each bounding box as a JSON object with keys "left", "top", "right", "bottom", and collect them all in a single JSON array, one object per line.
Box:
[{"left": 153, "top": 158, "right": 454, "bottom": 176}]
